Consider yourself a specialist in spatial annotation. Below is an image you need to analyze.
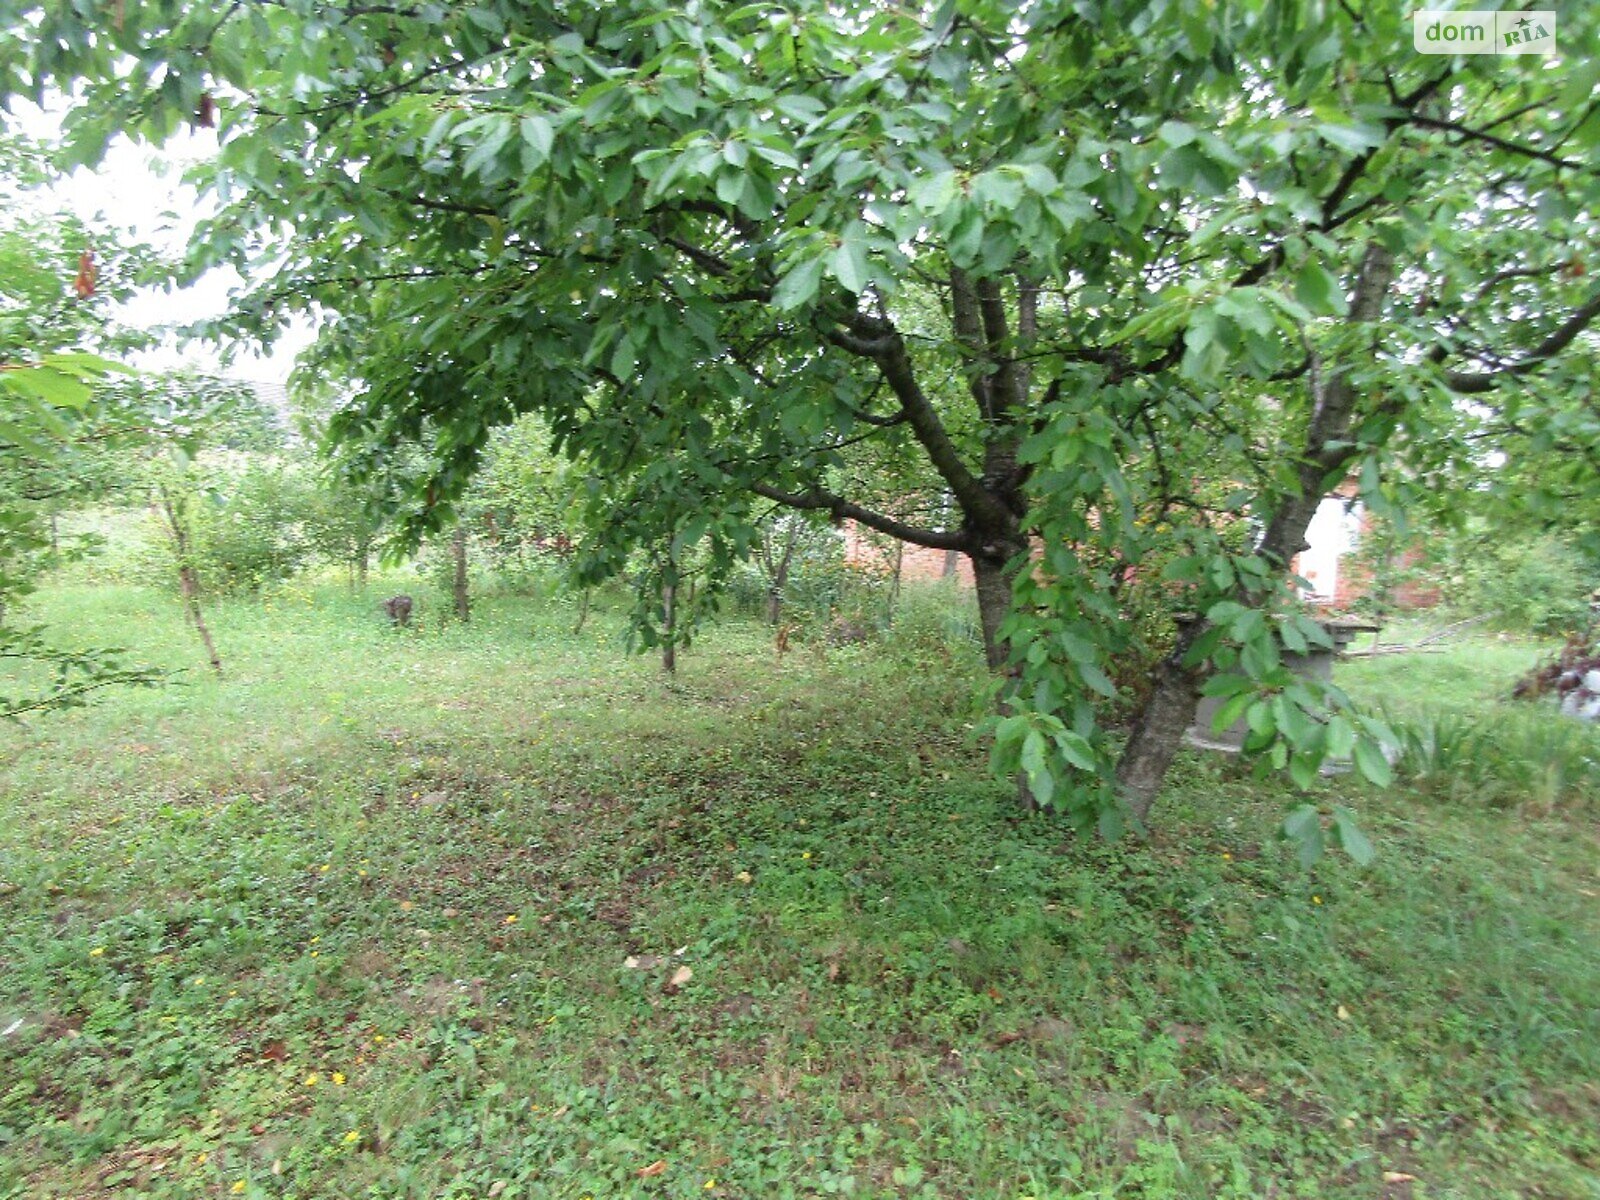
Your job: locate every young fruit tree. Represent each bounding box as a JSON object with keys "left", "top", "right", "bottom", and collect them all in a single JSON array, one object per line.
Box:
[{"left": 8, "top": 1, "right": 1597, "bottom": 838}]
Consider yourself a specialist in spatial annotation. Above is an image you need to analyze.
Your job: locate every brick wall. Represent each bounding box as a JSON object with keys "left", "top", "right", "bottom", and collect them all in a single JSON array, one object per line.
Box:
[{"left": 842, "top": 523, "right": 974, "bottom": 587}]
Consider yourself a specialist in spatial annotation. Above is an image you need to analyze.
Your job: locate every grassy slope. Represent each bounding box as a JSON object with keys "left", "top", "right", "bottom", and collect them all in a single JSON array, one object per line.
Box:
[{"left": 1, "top": 585, "right": 1596, "bottom": 1200}]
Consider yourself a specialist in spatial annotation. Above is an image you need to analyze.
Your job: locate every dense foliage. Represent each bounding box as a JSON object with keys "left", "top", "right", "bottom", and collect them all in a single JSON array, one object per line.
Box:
[{"left": 7, "top": 1, "right": 1598, "bottom": 830}]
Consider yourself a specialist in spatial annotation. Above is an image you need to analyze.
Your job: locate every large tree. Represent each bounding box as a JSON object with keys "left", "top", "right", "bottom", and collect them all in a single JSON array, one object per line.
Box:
[{"left": 8, "top": 0, "right": 1597, "bottom": 827}]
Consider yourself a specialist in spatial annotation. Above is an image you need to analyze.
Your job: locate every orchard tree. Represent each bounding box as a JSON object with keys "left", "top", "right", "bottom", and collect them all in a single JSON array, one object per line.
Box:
[
  {"left": 9, "top": 1, "right": 1599, "bottom": 833},
  {"left": 0, "top": 133, "right": 164, "bottom": 716}
]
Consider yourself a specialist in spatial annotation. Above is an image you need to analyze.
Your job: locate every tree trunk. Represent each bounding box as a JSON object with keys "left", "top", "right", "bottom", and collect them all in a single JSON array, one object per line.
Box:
[
  {"left": 888, "top": 541, "right": 904, "bottom": 620},
  {"left": 972, "top": 540, "right": 1037, "bottom": 811},
  {"left": 178, "top": 562, "right": 223, "bottom": 675},
  {"left": 971, "top": 545, "right": 1020, "bottom": 673},
  {"left": 451, "top": 523, "right": 470, "bottom": 622},
  {"left": 1114, "top": 243, "right": 1396, "bottom": 821},
  {"left": 1114, "top": 619, "right": 1204, "bottom": 824},
  {"left": 157, "top": 489, "right": 222, "bottom": 675},
  {"left": 572, "top": 587, "right": 592, "bottom": 636},
  {"left": 356, "top": 539, "right": 370, "bottom": 589},
  {"left": 661, "top": 579, "right": 677, "bottom": 675},
  {"left": 764, "top": 522, "right": 801, "bottom": 625}
]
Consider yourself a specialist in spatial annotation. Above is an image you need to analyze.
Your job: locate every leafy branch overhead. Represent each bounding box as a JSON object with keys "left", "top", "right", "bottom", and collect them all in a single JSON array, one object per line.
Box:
[{"left": 8, "top": 0, "right": 1598, "bottom": 833}]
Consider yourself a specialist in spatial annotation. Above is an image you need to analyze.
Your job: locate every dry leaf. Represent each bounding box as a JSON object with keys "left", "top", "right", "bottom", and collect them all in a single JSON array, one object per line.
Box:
[
  {"left": 1382, "top": 1172, "right": 1417, "bottom": 1183},
  {"left": 488, "top": 1182, "right": 508, "bottom": 1198},
  {"left": 636, "top": 1160, "right": 668, "bottom": 1178},
  {"left": 1336, "top": 1004, "right": 1351, "bottom": 1021},
  {"left": 669, "top": 965, "right": 693, "bottom": 988},
  {"left": 624, "top": 955, "right": 663, "bottom": 970}
]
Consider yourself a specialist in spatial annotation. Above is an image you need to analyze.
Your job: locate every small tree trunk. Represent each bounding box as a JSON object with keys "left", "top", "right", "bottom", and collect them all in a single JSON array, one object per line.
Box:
[
  {"left": 356, "top": 539, "right": 370, "bottom": 589},
  {"left": 157, "top": 488, "right": 222, "bottom": 675},
  {"left": 971, "top": 547, "right": 1019, "bottom": 673},
  {"left": 662, "top": 579, "right": 677, "bottom": 675},
  {"left": 972, "top": 542, "right": 1036, "bottom": 811},
  {"left": 888, "top": 541, "right": 904, "bottom": 621},
  {"left": 1114, "top": 619, "right": 1205, "bottom": 823},
  {"left": 572, "top": 587, "right": 592, "bottom": 636},
  {"left": 451, "top": 523, "right": 470, "bottom": 623}
]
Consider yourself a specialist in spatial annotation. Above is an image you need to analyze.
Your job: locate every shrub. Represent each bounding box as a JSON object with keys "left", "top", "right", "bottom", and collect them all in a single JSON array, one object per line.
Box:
[
  {"left": 1386, "top": 704, "right": 1600, "bottom": 813},
  {"left": 1440, "top": 532, "right": 1595, "bottom": 636}
]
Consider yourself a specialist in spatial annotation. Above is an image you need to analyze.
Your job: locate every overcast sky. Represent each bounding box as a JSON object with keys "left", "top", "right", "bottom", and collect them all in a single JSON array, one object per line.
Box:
[{"left": 12, "top": 99, "right": 314, "bottom": 392}]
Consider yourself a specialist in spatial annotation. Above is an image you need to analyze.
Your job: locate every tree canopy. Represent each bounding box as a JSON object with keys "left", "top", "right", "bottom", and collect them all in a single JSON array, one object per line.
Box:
[{"left": 7, "top": 0, "right": 1598, "bottom": 830}]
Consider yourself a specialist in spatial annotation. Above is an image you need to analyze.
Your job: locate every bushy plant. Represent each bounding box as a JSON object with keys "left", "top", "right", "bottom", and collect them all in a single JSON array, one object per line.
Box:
[
  {"left": 1386, "top": 704, "right": 1600, "bottom": 814},
  {"left": 1440, "top": 532, "right": 1595, "bottom": 636},
  {"left": 884, "top": 581, "right": 983, "bottom": 660},
  {"left": 135, "top": 459, "right": 320, "bottom": 595}
]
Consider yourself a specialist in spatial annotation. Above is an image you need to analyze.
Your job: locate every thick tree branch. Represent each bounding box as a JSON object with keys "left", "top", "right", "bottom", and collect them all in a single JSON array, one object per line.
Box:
[
  {"left": 827, "top": 317, "right": 1012, "bottom": 531},
  {"left": 1444, "top": 289, "right": 1600, "bottom": 393},
  {"left": 749, "top": 482, "right": 969, "bottom": 551},
  {"left": 1406, "top": 115, "right": 1590, "bottom": 172}
]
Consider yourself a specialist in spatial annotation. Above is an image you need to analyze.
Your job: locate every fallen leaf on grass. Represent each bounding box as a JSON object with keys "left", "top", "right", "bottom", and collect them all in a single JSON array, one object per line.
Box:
[
  {"left": 636, "top": 1160, "right": 668, "bottom": 1178},
  {"left": 668, "top": 965, "right": 693, "bottom": 989},
  {"left": 1383, "top": 1172, "right": 1417, "bottom": 1183},
  {"left": 624, "top": 955, "right": 663, "bottom": 970}
]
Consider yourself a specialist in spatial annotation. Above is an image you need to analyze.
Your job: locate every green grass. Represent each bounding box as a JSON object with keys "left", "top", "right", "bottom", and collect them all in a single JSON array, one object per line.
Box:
[{"left": 2, "top": 584, "right": 1597, "bottom": 1199}]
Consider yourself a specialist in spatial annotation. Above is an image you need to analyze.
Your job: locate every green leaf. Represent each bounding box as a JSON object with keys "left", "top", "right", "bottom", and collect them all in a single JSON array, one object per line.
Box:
[
  {"left": 772, "top": 255, "right": 825, "bottom": 311},
  {"left": 520, "top": 115, "right": 555, "bottom": 168},
  {"left": 1325, "top": 714, "right": 1355, "bottom": 758},
  {"left": 832, "top": 237, "right": 871, "bottom": 294},
  {"left": 1353, "top": 737, "right": 1392, "bottom": 788},
  {"left": 1289, "top": 753, "right": 1319, "bottom": 790},
  {"left": 1317, "top": 122, "right": 1385, "bottom": 155},
  {"left": 1282, "top": 804, "right": 1326, "bottom": 867},
  {"left": 1331, "top": 806, "right": 1375, "bottom": 866},
  {"left": 1157, "top": 120, "right": 1197, "bottom": 147},
  {"left": 1294, "top": 261, "right": 1348, "bottom": 316},
  {"left": 1211, "top": 690, "right": 1255, "bottom": 735},
  {"left": 1077, "top": 661, "right": 1116, "bottom": 699},
  {"left": 1056, "top": 730, "right": 1097, "bottom": 772}
]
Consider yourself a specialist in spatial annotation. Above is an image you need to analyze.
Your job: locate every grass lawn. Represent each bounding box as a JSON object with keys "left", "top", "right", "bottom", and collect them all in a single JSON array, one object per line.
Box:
[{"left": 1, "top": 583, "right": 1597, "bottom": 1199}]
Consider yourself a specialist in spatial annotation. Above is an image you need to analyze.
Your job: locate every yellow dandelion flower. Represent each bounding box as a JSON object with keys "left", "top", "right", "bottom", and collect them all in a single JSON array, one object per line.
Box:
[
  {"left": 193, "top": 976, "right": 205, "bottom": 986},
  {"left": 373, "top": 1034, "right": 385, "bottom": 1043},
  {"left": 319, "top": 864, "right": 330, "bottom": 873},
  {"left": 89, "top": 947, "right": 106, "bottom": 957},
  {"left": 1221, "top": 851, "right": 1233, "bottom": 860},
  {"left": 504, "top": 914, "right": 518, "bottom": 924},
  {"left": 195, "top": 1152, "right": 208, "bottom": 1165},
  {"left": 304, "top": 1073, "right": 318, "bottom": 1087},
  {"left": 332, "top": 1071, "right": 346, "bottom": 1085},
  {"left": 343, "top": 1129, "right": 360, "bottom": 1143},
  {"left": 231, "top": 1183, "right": 246, "bottom": 1194},
  {"left": 704, "top": 1181, "right": 716, "bottom": 1190},
  {"left": 801, "top": 851, "right": 812, "bottom": 860},
  {"left": 1312, "top": 895, "right": 1323, "bottom": 905}
]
